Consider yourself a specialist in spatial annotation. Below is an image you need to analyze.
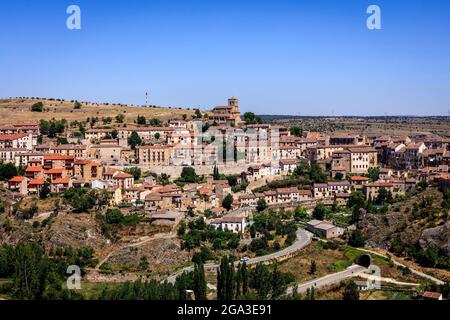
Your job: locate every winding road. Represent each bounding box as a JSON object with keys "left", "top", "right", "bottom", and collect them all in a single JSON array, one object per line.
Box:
[
  {"left": 166, "top": 228, "right": 312, "bottom": 283},
  {"left": 286, "top": 264, "right": 367, "bottom": 295}
]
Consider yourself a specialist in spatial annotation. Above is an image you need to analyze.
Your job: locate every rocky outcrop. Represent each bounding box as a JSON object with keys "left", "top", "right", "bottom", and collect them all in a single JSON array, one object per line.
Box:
[{"left": 419, "top": 221, "right": 450, "bottom": 256}]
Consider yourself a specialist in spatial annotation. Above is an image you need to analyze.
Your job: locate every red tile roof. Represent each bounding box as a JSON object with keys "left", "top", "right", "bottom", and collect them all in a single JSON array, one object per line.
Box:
[
  {"left": 53, "top": 178, "right": 71, "bottom": 184},
  {"left": 9, "top": 176, "right": 26, "bottom": 182},
  {"left": 113, "top": 172, "right": 133, "bottom": 179},
  {"left": 26, "top": 166, "right": 42, "bottom": 172},
  {"left": 44, "top": 155, "right": 75, "bottom": 160},
  {"left": 351, "top": 176, "right": 369, "bottom": 181},
  {"left": 44, "top": 169, "right": 64, "bottom": 174},
  {"left": 0, "top": 134, "right": 28, "bottom": 141},
  {"left": 28, "top": 178, "right": 45, "bottom": 185}
]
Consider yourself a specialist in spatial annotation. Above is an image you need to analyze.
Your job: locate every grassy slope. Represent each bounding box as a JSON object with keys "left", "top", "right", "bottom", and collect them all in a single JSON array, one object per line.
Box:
[{"left": 0, "top": 98, "right": 195, "bottom": 125}]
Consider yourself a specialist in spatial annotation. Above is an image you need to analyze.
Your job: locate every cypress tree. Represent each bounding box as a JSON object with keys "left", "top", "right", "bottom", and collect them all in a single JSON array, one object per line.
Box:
[{"left": 193, "top": 262, "right": 207, "bottom": 300}]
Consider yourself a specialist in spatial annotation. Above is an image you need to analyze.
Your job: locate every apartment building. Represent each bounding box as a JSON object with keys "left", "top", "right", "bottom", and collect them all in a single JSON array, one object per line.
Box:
[
  {"left": 0, "top": 134, "right": 33, "bottom": 150},
  {"left": 137, "top": 145, "right": 172, "bottom": 166}
]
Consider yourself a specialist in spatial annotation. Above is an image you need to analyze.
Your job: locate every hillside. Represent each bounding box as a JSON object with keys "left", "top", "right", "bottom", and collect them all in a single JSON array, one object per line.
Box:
[
  {"left": 360, "top": 187, "right": 450, "bottom": 277},
  {"left": 0, "top": 98, "right": 196, "bottom": 125}
]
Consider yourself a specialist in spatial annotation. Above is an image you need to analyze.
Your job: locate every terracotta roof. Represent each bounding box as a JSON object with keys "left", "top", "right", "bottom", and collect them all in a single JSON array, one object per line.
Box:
[
  {"left": 157, "top": 185, "right": 180, "bottom": 193},
  {"left": 9, "top": 176, "right": 26, "bottom": 182},
  {"left": 276, "top": 188, "right": 300, "bottom": 194},
  {"left": 0, "top": 134, "right": 28, "bottom": 141},
  {"left": 52, "top": 178, "right": 71, "bottom": 184},
  {"left": 28, "top": 178, "right": 45, "bottom": 185},
  {"left": 26, "top": 166, "right": 42, "bottom": 172},
  {"left": 350, "top": 176, "right": 369, "bottom": 181},
  {"left": 113, "top": 172, "right": 133, "bottom": 179},
  {"left": 44, "top": 155, "right": 75, "bottom": 160},
  {"left": 298, "top": 189, "right": 312, "bottom": 196},
  {"left": 198, "top": 187, "right": 214, "bottom": 195},
  {"left": 145, "top": 192, "right": 162, "bottom": 201},
  {"left": 44, "top": 169, "right": 64, "bottom": 174},
  {"left": 104, "top": 168, "right": 118, "bottom": 175},
  {"left": 211, "top": 217, "right": 244, "bottom": 224}
]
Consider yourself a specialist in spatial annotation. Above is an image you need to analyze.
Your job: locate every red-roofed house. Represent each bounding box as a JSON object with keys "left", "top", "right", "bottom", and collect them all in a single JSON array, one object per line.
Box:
[
  {"left": 28, "top": 178, "right": 45, "bottom": 195},
  {"left": 25, "top": 166, "right": 44, "bottom": 180},
  {"left": 350, "top": 176, "right": 369, "bottom": 189},
  {"left": 8, "top": 176, "right": 28, "bottom": 194},
  {"left": 112, "top": 172, "right": 134, "bottom": 189},
  {"left": 51, "top": 177, "right": 73, "bottom": 193}
]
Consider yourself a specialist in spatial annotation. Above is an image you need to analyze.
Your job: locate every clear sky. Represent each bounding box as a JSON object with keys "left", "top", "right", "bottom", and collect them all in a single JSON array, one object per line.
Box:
[{"left": 1, "top": 0, "right": 450, "bottom": 116}]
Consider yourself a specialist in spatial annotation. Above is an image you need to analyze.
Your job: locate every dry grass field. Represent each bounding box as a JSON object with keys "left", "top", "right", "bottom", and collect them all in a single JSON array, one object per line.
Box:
[{"left": 0, "top": 98, "right": 196, "bottom": 125}]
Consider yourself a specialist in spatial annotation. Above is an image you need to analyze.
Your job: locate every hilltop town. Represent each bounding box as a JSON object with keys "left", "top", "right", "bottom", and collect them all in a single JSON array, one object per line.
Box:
[{"left": 0, "top": 97, "right": 449, "bottom": 300}]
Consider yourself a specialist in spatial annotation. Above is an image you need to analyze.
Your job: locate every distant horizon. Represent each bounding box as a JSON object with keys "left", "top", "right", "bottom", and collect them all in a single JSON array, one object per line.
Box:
[
  {"left": 2, "top": 96, "right": 449, "bottom": 118},
  {"left": 1, "top": 0, "right": 450, "bottom": 116}
]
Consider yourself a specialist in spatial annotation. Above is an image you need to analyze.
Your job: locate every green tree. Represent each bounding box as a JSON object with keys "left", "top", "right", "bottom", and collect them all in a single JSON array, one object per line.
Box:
[
  {"left": 376, "top": 187, "right": 394, "bottom": 205},
  {"left": 128, "top": 131, "right": 142, "bottom": 149},
  {"left": 177, "top": 221, "right": 187, "bottom": 237},
  {"left": 154, "top": 132, "right": 160, "bottom": 140},
  {"left": 150, "top": 118, "right": 162, "bottom": 126},
  {"left": 222, "top": 194, "right": 234, "bottom": 211},
  {"left": 213, "top": 166, "right": 220, "bottom": 180},
  {"left": 342, "top": 281, "right": 360, "bottom": 300},
  {"left": 115, "top": 114, "right": 125, "bottom": 123},
  {"left": 105, "top": 209, "right": 124, "bottom": 224},
  {"left": 136, "top": 115, "right": 146, "bottom": 125},
  {"left": 73, "top": 101, "right": 82, "bottom": 109},
  {"left": 9, "top": 243, "right": 48, "bottom": 299},
  {"left": 334, "top": 172, "right": 344, "bottom": 180},
  {"left": 0, "top": 163, "right": 18, "bottom": 180},
  {"left": 250, "top": 263, "right": 271, "bottom": 299},
  {"left": 309, "top": 164, "right": 327, "bottom": 183},
  {"left": 256, "top": 198, "right": 267, "bottom": 212},
  {"left": 217, "top": 256, "right": 235, "bottom": 300},
  {"left": 294, "top": 206, "right": 308, "bottom": 221},
  {"left": 193, "top": 262, "right": 207, "bottom": 300},
  {"left": 312, "top": 203, "right": 327, "bottom": 220},
  {"left": 124, "top": 167, "right": 141, "bottom": 181},
  {"left": 348, "top": 229, "right": 365, "bottom": 247},
  {"left": 194, "top": 109, "right": 202, "bottom": 119},
  {"left": 180, "top": 167, "right": 198, "bottom": 183},
  {"left": 289, "top": 126, "right": 302, "bottom": 137},
  {"left": 367, "top": 167, "right": 380, "bottom": 182},
  {"left": 111, "top": 129, "right": 118, "bottom": 139},
  {"left": 39, "top": 181, "right": 51, "bottom": 199},
  {"left": 309, "top": 260, "right": 317, "bottom": 275},
  {"left": 31, "top": 102, "right": 43, "bottom": 112}
]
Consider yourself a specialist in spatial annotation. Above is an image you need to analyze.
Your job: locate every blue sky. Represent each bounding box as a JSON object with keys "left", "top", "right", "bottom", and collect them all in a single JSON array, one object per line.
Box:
[{"left": 1, "top": 0, "right": 450, "bottom": 116}]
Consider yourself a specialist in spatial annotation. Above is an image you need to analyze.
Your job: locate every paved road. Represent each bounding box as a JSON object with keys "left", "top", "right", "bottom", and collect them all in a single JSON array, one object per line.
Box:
[
  {"left": 358, "top": 273, "right": 420, "bottom": 287},
  {"left": 286, "top": 265, "right": 367, "bottom": 295},
  {"left": 166, "top": 228, "right": 312, "bottom": 283}
]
